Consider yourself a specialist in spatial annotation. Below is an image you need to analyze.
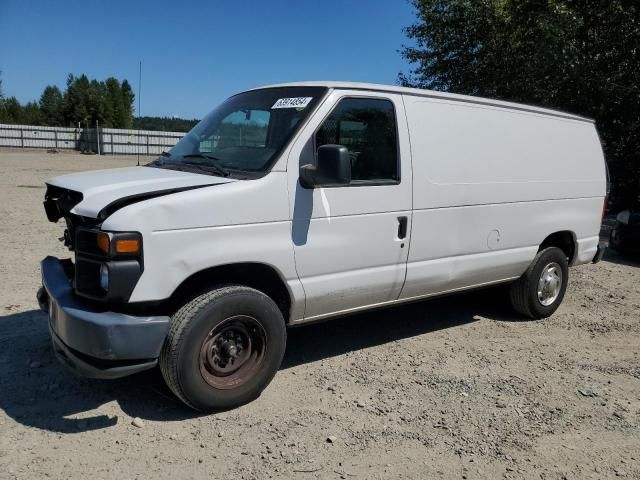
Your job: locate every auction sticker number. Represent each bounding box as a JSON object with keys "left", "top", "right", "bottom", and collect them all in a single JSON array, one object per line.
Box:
[{"left": 272, "top": 97, "right": 313, "bottom": 109}]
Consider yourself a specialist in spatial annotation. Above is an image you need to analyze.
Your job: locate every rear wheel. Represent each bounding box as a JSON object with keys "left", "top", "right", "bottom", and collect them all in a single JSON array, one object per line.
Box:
[
  {"left": 160, "top": 285, "right": 286, "bottom": 411},
  {"left": 510, "top": 247, "right": 569, "bottom": 319}
]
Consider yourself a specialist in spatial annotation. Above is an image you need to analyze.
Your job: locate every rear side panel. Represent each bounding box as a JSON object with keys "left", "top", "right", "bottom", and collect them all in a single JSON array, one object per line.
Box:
[
  {"left": 406, "top": 98, "right": 605, "bottom": 208},
  {"left": 401, "top": 95, "right": 606, "bottom": 299}
]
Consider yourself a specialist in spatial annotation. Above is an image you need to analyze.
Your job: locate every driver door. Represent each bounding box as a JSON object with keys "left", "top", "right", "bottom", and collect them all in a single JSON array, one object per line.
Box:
[{"left": 287, "top": 90, "right": 413, "bottom": 320}]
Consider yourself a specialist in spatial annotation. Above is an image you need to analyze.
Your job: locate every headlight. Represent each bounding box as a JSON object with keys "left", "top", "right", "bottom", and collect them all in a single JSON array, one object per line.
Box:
[
  {"left": 99, "top": 264, "right": 109, "bottom": 291},
  {"left": 96, "top": 232, "right": 141, "bottom": 255},
  {"left": 74, "top": 228, "right": 143, "bottom": 302},
  {"left": 97, "top": 232, "right": 110, "bottom": 254},
  {"left": 616, "top": 210, "right": 631, "bottom": 225}
]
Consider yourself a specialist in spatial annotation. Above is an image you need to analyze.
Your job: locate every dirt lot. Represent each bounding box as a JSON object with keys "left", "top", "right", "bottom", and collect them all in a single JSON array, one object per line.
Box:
[{"left": 0, "top": 149, "right": 638, "bottom": 480}]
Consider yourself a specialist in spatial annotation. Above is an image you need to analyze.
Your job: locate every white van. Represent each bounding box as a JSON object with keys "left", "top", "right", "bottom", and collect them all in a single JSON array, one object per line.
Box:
[{"left": 39, "top": 82, "right": 607, "bottom": 410}]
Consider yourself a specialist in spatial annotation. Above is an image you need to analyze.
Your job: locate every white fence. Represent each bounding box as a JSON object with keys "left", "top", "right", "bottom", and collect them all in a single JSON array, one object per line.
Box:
[
  {"left": 100, "top": 128, "right": 185, "bottom": 155},
  {"left": 0, "top": 123, "right": 186, "bottom": 155},
  {"left": 0, "top": 123, "right": 79, "bottom": 150}
]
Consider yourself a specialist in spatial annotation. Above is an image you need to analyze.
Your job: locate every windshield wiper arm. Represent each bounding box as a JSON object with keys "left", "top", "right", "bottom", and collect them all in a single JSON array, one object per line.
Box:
[
  {"left": 181, "top": 153, "right": 230, "bottom": 177},
  {"left": 146, "top": 151, "right": 171, "bottom": 167},
  {"left": 183, "top": 152, "right": 221, "bottom": 161},
  {"left": 159, "top": 160, "right": 225, "bottom": 177}
]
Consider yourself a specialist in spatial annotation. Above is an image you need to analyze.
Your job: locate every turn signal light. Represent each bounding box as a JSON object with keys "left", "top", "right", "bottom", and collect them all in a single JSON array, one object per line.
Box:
[
  {"left": 115, "top": 239, "right": 140, "bottom": 254},
  {"left": 96, "top": 232, "right": 110, "bottom": 254}
]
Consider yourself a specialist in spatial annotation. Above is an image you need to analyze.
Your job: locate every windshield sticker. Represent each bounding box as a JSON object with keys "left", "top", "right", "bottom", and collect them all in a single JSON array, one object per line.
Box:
[{"left": 271, "top": 97, "right": 313, "bottom": 109}]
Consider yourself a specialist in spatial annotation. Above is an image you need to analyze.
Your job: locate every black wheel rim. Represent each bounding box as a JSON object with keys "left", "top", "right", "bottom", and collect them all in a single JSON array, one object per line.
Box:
[{"left": 199, "top": 315, "right": 267, "bottom": 390}]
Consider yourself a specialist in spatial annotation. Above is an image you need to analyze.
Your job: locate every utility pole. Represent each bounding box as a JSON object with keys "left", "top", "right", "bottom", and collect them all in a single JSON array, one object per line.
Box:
[{"left": 137, "top": 60, "right": 142, "bottom": 166}]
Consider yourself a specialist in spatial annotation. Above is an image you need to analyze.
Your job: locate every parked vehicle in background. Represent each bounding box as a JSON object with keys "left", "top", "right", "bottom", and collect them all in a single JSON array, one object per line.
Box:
[
  {"left": 38, "top": 82, "right": 608, "bottom": 411},
  {"left": 610, "top": 210, "right": 640, "bottom": 255}
]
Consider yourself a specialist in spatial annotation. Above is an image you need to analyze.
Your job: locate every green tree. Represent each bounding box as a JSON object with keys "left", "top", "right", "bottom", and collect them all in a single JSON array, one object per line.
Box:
[
  {"left": 22, "top": 101, "right": 43, "bottom": 125},
  {"left": 104, "top": 77, "right": 122, "bottom": 128},
  {"left": 2, "top": 97, "right": 23, "bottom": 123},
  {"left": 63, "top": 74, "right": 91, "bottom": 127},
  {"left": 400, "top": 0, "right": 640, "bottom": 210},
  {"left": 120, "top": 79, "right": 135, "bottom": 128},
  {"left": 133, "top": 116, "right": 199, "bottom": 132},
  {"left": 39, "top": 85, "right": 64, "bottom": 126},
  {"left": 87, "top": 78, "right": 107, "bottom": 126},
  {"left": 0, "top": 97, "right": 42, "bottom": 125},
  {"left": 0, "top": 70, "right": 8, "bottom": 123},
  {"left": 0, "top": 72, "right": 137, "bottom": 129},
  {"left": 61, "top": 74, "right": 135, "bottom": 128}
]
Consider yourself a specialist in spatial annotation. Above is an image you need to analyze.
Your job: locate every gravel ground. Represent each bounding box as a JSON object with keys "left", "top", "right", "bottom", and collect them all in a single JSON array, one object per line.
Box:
[{"left": 0, "top": 149, "right": 638, "bottom": 480}]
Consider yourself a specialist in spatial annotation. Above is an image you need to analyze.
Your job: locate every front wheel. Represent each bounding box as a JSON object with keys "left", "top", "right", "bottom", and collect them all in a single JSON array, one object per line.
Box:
[
  {"left": 160, "top": 285, "right": 286, "bottom": 411},
  {"left": 509, "top": 247, "right": 569, "bottom": 319}
]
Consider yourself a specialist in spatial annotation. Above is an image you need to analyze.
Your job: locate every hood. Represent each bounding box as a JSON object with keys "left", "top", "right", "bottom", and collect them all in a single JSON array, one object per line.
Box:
[{"left": 44, "top": 166, "right": 234, "bottom": 221}]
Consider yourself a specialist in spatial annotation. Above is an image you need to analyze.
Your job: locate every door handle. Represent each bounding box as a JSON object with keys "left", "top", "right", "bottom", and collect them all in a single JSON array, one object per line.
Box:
[{"left": 397, "top": 216, "right": 408, "bottom": 239}]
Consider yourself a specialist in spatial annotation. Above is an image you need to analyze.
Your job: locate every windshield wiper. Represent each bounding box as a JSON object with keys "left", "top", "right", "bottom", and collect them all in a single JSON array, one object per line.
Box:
[
  {"left": 153, "top": 160, "right": 222, "bottom": 177},
  {"left": 146, "top": 151, "right": 171, "bottom": 167},
  {"left": 181, "top": 153, "right": 230, "bottom": 177}
]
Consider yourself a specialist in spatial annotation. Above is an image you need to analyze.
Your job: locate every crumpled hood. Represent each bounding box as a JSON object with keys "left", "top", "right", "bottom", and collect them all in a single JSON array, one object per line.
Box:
[{"left": 45, "top": 166, "right": 234, "bottom": 220}]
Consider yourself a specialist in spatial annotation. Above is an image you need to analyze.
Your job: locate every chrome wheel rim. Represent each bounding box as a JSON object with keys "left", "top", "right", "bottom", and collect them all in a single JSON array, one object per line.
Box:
[{"left": 537, "top": 262, "right": 562, "bottom": 306}]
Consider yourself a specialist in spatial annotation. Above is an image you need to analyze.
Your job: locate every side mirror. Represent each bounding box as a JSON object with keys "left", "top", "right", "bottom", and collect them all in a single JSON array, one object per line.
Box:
[{"left": 300, "top": 144, "right": 351, "bottom": 188}]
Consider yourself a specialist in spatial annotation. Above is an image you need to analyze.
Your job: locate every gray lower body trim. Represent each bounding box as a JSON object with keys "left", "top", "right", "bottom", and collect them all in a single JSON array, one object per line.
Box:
[
  {"left": 291, "top": 276, "right": 519, "bottom": 325},
  {"left": 41, "top": 256, "right": 170, "bottom": 378}
]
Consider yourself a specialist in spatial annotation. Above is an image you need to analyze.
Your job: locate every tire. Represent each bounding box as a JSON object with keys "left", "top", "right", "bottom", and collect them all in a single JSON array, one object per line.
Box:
[
  {"left": 509, "top": 247, "right": 569, "bottom": 319},
  {"left": 160, "top": 285, "right": 286, "bottom": 411}
]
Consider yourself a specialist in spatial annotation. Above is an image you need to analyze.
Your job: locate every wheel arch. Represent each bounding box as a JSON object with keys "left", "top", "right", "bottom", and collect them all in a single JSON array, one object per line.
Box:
[
  {"left": 167, "top": 262, "right": 294, "bottom": 323},
  {"left": 539, "top": 230, "right": 578, "bottom": 265}
]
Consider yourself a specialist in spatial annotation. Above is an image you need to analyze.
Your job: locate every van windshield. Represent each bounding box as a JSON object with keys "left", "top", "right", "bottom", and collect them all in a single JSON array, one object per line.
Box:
[{"left": 152, "top": 87, "right": 327, "bottom": 177}]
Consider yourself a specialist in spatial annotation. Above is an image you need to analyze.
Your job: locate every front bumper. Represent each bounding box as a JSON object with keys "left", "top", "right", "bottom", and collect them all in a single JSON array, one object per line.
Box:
[{"left": 40, "top": 256, "right": 170, "bottom": 379}]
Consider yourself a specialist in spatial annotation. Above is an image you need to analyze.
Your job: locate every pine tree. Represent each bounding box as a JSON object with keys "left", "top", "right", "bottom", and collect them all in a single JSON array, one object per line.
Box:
[
  {"left": 0, "top": 70, "right": 7, "bottom": 124},
  {"left": 39, "top": 85, "right": 64, "bottom": 126},
  {"left": 3, "top": 97, "right": 23, "bottom": 123},
  {"left": 63, "top": 74, "right": 91, "bottom": 127},
  {"left": 22, "top": 101, "right": 43, "bottom": 125},
  {"left": 120, "top": 79, "right": 135, "bottom": 128},
  {"left": 0, "top": 72, "right": 171, "bottom": 131}
]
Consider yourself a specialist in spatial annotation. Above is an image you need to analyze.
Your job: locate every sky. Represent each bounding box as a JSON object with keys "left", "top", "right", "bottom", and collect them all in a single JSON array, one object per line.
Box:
[{"left": 0, "top": 0, "right": 416, "bottom": 119}]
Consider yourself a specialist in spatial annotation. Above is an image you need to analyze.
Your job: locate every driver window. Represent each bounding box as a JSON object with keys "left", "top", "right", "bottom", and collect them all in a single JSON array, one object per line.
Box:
[{"left": 315, "top": 98, "right": 399, "bottom": 183}]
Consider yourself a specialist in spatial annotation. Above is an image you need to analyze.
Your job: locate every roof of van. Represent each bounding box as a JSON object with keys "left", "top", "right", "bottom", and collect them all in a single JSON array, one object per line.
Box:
[{"left": 250, "top": 81, "right": 594, "bottom": 124}]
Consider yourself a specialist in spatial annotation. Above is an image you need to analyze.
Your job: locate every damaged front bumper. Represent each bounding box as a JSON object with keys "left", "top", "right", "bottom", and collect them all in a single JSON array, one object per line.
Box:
[{"left": 40, "top": 256, "right": 170, "bottom": 379}]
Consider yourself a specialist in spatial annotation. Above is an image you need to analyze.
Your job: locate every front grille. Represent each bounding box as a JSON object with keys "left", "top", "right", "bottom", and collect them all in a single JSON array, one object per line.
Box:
[
  {"left": 61, "top": 214, "right": 100, "bottom": 252},
  {"left": 75, "top": 256, "right": 106, "bottom": 298},
  {"left": 73, "top": 227, "right": 108, "bottom": 298},
  {"left": 75, "top": 229, "right": 103, "bottom": 256}
]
